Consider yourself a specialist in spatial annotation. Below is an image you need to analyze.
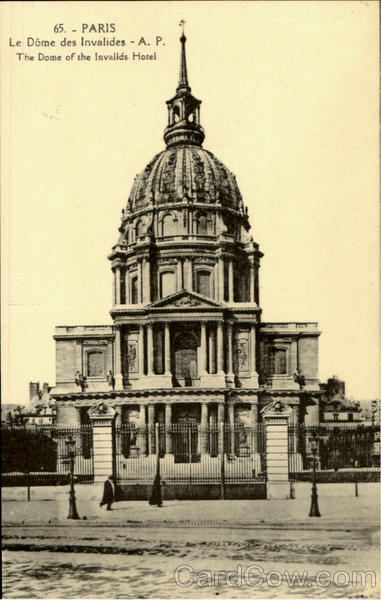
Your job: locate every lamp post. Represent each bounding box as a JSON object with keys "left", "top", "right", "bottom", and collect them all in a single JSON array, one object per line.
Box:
[
  {"left": 149, "top": 423, "right": 162, "bottom": 507},
  {"left": 66, "top": 435, "right": 80, "bottom": 520},
  {"left": 309, "top": 434, "right": 321, "bottom": 517}
]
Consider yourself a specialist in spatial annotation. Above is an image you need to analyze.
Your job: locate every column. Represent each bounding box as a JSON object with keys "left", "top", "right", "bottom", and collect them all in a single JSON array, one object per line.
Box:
[
  {"left": 218, "top": 257, "right": 224, "bottom": 302},
  {"left": 125, "top": 268, "right": 130, "bottom": 304},
  {"left": 112, "top": 269, "right": 117, "bottom": 305},
  {"left": 209, "top": 328, "right": 216, "bottom": 374},
  {"left": 217, "top": 403, "right": 225, "bottom": 424},
  {"left": 262, "top": 400, "right": 292, "bottom": 499},
  {"left": 228, "top": 258, "right": 234, "bottom": 302},
  {"left": 138, "top": 404, "right": 147, "bottom": 455},
  {"left": 114, "top": 326, "right": 123, "bottom": 389},
  {"left": 147, "top": 323, "right": 154, "bottom": 376},
  {"left": 184, "top": 258, "right": 192, "bottom": 290},
  {"left": 228, "top": 403, "right": 235, "bottom": 455},
  {"left": 290, "top": 340, "right": 298, "bottom": 376},
  {"left": 250, "top": 324, "right": 257, "bottom": 376},
  {"left": 250, "top": 403, "right": 258, "bottom": 453},
  {"left": 177, "top": 260, "right": 183, "bottom": 290},
  {"left": 139, "top": 324, "right": 145, "bottom": 376},
  {"left": 217, "top": 322, "right": 224, "bottom": 375},
  {"left": 226, "top": 323, "right": 233, "bottom": 377},
  {"left": 115, "top": 267, "right": 121, "bottom": 304},
  {"left": 200, "top": 322, "right": 207, "bottom": 376},
  {"left": 201, "top": 403, "right": 208, "bottom": 454},
  {"left": 148, "top": 404, "right": 155, "bottom": 454},
  {"left": 138, "top": 260, "right": 143, "bottom": 303},
  {"left": 255, "top": 267, "right": 260, "bottom": 305},
  {"left": 217, "top": 403, "right": 225, "bottom": 454},
  {"left": 250, "top": 262, "right": 255, "bottom": 303},
  {"left": 142, "top": 257, "right": 150, "bottom": 303},
  {"left": 164, "top": 322, "right": 171, "bottom": 376},
  {"left": 88, "top": 405, "right": 116, "bottom": 483},
  {"left": 165, "top": 403, "right": 172, "bottom": 454}
]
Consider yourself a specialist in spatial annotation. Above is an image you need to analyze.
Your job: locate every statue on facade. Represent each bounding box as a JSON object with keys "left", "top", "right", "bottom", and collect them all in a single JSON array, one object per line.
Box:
[
  {"left": 107, "top": 370, "right": 115, "bottom": 391},
  {"left": 75, "top": 371, "right": 88, "bottom": 392},
  {"left": 293, "top": 368, "right": 306, "bottom": 389}
]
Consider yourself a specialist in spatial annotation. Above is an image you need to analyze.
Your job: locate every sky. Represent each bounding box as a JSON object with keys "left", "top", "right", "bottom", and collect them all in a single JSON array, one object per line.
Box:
[{"left": 1, "top": 1, "right": 379, "bottom": 405}]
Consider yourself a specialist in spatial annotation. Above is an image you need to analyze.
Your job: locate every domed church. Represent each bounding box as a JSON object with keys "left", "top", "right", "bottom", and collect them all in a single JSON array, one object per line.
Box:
[{"left": 52, "top": 32, "right": 321, "bottom": 441}]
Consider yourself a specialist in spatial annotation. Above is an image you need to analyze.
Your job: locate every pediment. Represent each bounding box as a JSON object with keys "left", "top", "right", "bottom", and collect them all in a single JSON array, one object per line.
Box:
[{"left": 148, "top": 290, "right": 223, "bottom": 309}]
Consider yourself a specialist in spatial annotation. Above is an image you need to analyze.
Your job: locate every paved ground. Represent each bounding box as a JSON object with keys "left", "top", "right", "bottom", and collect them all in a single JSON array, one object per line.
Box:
[
  {"left": 2, "top": 481, "right": 379, "bottom": 528},
  {"left": 3, "top": 483, "right": 380, "bottom": 598}
]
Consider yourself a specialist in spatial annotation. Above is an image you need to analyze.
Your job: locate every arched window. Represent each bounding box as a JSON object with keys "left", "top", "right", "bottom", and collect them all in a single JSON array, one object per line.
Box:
[
  {"left": 161, "top": 213, "right": 178, "bottom": 236},
  {"left": 131, "top": 276, "right": 138, "bottom": 304},
  {"left": 173, "top": 105, "right": 180, "bottom": 123},
  {"left": 87, "top": 351, "right": 104, "bottom": 377},
  {"left": 135, "top": 220, "right": 145, "bottom": 238},
  {"left": 195, "top": 270, "right": 211, "bottom": 297},
  {"left": 196, "top": 212, "right": 209, "bottom": 235},
  {"left": 160, "top": 271, "right": 176, "bottom": 298}
]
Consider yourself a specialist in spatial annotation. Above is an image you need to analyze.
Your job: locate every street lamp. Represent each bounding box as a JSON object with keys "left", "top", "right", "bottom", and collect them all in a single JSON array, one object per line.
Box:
[
  {"left": 65, "top": 435, "right": 80, "bottom": 520},
  {"left": 309, "top": 434, "right": 321, "bottom": 517},
  {"left": 149, "top": 423, "right": 162, "bottom": 507}
]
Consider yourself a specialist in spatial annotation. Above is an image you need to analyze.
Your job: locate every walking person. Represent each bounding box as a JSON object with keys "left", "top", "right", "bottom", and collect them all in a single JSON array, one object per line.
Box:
[{"left": 100, "top": 475, "right": 115, "bottom": 511}]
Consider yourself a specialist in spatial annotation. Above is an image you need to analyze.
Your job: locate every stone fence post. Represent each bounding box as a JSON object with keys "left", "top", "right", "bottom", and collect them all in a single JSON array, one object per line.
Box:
[
  {"left": 88, "top": 402, "right": 116, "bottom": 483},
  {"left": 262, "top": 399, "right": 292, "bottom": 499}
]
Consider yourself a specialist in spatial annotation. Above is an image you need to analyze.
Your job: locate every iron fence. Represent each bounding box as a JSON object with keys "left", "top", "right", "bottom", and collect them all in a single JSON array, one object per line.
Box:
[
  {"left": 288, "top": 425, "right": 380, "bottom": 482},
  {"left": 1, "top": 424, "right": 94, "bottom": 485},
  {"left": 115, "top": 423, "right": 266, "bottom": 485}
]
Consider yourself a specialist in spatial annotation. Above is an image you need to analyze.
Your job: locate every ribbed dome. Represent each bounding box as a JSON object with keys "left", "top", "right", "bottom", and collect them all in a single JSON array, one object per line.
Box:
[{"left": 127, "top": 145, "right": 244, "bottom": 214}]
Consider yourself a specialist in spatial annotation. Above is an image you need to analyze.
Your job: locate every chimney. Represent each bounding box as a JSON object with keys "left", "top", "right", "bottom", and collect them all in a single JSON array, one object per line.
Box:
[
  {"left": 43, "top": 382, "right": 49, "bottom": 393},
  {"left": 29, "top": 382, "right": 40, "bottom": 402}
]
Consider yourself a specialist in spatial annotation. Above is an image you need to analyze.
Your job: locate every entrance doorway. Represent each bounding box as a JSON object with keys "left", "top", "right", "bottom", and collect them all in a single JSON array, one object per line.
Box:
[
  {"left": 173, "top": 330, "right": 198, "bottom": 387},
  {"left": 172, "top": 405, "right": 200, "bottom": 463}
]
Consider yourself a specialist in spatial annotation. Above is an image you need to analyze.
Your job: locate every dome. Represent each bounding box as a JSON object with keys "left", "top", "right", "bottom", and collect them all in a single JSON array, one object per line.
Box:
[{"left": 126, "top": 146, "right": 244, "bottom": 214}]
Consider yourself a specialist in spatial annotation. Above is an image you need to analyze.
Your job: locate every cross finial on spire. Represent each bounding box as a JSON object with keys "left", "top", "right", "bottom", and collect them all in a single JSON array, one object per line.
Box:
[{"left": 177, "top": 19, "right": 189, "bottom": 92}]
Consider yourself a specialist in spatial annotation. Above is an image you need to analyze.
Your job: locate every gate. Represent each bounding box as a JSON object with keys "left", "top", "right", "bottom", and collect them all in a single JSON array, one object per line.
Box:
[
  {"left": 288, "top": 425, "right": 380, "bottom": 483},
  {"left": 114, "top": 423, "right": 266, "bottom": 499}
]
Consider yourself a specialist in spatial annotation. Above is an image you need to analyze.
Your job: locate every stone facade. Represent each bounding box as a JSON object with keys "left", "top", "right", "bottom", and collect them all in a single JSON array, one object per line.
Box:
[{"left": 52, "top": 33, "right": 322, "bottom": 441}]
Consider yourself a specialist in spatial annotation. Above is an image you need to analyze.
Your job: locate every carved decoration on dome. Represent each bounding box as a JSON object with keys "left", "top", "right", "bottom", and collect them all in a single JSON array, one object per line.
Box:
[
  {"left": 135, "top": 155, "right": 159, "bottom": 209},
  {"left": 160, "top": 152, "right": 177, "bottom": 202},
  {"left": 191, "top": 152, "right": 206, "bottom": 200}
]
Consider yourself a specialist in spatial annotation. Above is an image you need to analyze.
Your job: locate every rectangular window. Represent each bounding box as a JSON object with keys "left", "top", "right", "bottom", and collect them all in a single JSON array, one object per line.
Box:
[
  {"left": 196, "top": 270, "right": 211, "bottom": 297},
  {"left": 268, "top": 348, "right": 287, "bottom": 375},
  {"left": 131, "top": 276, "right": 138, "bottom": 304},
  {"left": 160, "top": 271, "right": 175, "bottom": 298},
  {"left": 87, "top": 351, "right": 104, "bottom": 377}
]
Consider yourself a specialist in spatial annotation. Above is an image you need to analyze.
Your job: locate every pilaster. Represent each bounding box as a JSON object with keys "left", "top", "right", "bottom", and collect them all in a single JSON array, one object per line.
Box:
[
  {"left": 261, "top": 400, "right": 292, "bottom": 499},
  {"left": 88, "top": 403, "right": 116, "bottom": 483}
]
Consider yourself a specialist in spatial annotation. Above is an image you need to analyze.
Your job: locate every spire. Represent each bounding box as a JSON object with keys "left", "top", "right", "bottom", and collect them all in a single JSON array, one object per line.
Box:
[
  {"left": 163, "top": 24, "right": 205, "bottom": 148},
  {"left": 177, "top": 20, "right": 190, "bottom": 93}
]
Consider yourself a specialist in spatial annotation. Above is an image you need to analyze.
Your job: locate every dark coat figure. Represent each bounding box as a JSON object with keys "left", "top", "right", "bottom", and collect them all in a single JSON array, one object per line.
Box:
[
  {"left": 100, "top": 476, "right": 115, "bottom": 510},
  {"left": 149, "top": 474, "right": 162, "bottom": 507}
]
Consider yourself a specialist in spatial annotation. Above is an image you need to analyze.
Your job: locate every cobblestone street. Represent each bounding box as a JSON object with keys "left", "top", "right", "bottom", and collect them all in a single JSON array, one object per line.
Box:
[{"left": 2, "top": 484, "right": 380, "bottom": 598}]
